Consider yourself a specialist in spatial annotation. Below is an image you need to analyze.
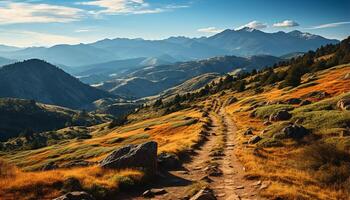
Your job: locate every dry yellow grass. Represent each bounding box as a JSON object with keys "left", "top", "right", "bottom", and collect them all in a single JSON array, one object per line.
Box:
[
  {"left": 224, "top": 65, "right": 350, "bottom": 199},
  {"left": 0, "top": 159, "right": 143, "bottom": 200}
]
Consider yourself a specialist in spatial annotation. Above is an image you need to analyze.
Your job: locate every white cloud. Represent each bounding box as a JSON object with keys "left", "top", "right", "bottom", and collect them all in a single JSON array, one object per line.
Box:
[
  {"left": 0, "top": 29, "right": 80, "bottom": 47},
  {"left": 75, "top": 29, "right": 92, "bottom": 33},
  {"left": 197, "top": 27, "right": 224, "bottom": 34},
  {"left": 77, "top": 0, "right": 165, "bottom": 15},
  {"left": 273, "top": 20, "right": 299, "bottom": 28},
  {"left": 0, "top": 1, "right": 84, "bottom": 25},
  {"left": 308, "top": 21, "right": 350, "bottom": 29},
  {"left": 236, "top": 21, "right": 267, "bottom": 30}
]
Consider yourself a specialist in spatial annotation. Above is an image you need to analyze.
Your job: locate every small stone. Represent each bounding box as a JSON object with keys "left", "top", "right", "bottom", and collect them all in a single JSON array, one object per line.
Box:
[
  {"left": 252, "top": 180, "right": 262, "bottom": 186},
  {"left": 235, "top": 186, "right": 244, "bottom": 189}
]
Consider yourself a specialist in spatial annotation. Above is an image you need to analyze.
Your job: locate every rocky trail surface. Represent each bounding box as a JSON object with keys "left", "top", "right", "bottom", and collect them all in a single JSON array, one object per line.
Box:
[{"left": 131, "top": 99, "right": 265, "bottom": 200}]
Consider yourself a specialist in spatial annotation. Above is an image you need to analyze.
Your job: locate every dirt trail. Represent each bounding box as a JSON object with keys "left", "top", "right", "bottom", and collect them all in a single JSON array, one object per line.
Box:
[
  {"left": 133, "top": 99, "right": 263, "bottom": 200},
  {"left": 210, "top": 106, "right": 263, "bottom": 200}
]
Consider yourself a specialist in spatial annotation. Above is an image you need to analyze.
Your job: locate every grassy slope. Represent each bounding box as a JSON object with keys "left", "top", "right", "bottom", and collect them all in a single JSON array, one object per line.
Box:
[
  {"left": 0, "top": 63, "right": 348, "bottom": 200},
  {"left": 225, "top": 64, "right": 350, "bottom": 199},
  {"left": 0, "top": 106, "right": 208, "bottom": 199}
]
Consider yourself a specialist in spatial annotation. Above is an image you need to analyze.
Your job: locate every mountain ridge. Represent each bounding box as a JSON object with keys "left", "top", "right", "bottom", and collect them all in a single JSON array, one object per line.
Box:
[{"left": 0, "top": 29, "right": 338, "bottom": 67}]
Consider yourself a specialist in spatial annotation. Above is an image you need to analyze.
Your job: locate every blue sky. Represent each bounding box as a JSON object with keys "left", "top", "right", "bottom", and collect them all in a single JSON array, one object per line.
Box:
[{"left": 0, "top": 0, "right": 349, "bottom": 47}]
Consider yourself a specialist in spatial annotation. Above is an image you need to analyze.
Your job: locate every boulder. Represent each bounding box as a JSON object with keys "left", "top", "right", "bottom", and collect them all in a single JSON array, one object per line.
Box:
[
  {"left": 299, "top": 100, "right": 312, "bottom": 106},
  {"left": 244, "top": 128, "right": 253, "bottom": 135},
  {"left": 275, "top": 124, "right": 309, "bottom": 140},
  {"left": 269, "top": 110, "right": 292, "bottom": 121},
  {"left": 248, "top": 135, "right": 262, "bottom": 144},
  {"left": 157, "top": 152, "right": 181, "bottom": 170},
  {"left": 190, "top": 187, "right": 216, "bottom": 200},
  {"left": 100, "top": 141, "right": 158, "bottom": 177},
  {"left": 53, "top": 191, "right": 95, "bottom": 200},
  {"left": 337, "top": 98, "right": 350, "bottom": 111},
  {"left": 285, "top": 98, "right": 302, "bottom": 105}
]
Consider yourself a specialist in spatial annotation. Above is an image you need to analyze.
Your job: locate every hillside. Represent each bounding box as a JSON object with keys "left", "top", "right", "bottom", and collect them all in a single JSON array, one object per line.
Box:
[
  {"left": 0, "top": 98, "right": 112, "bottom": 142},
  {"left": 0, "top": 30, "right": 337, "bottom": 66},
  {"left": 96, "top": 55, "right": 282, "bottom": 99},
  {"left": 0, "top": 56, "right": 14, "bottom": 66},
  {"left": 0, "top": 59, "right": 113, "bottom": 109},
  {"left": 1, "top": 36, "right": 348, "bottom": 200},
  {"left": 74, "top": 56, "right": 175, "bottom": 85}
]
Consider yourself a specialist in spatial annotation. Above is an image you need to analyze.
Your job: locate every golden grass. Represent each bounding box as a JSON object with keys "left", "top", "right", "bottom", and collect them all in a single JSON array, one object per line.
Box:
[
  {"left": 0, "top": 160, "right": 143, "bottom": 200},
  {"left": 224, "top": 65, "right": 350, "bottom": 199}
]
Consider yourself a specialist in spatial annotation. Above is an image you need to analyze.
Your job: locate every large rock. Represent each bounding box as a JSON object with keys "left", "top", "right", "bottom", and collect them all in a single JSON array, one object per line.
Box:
[
  {"left": 53, "top": 191, "right": 95, "bottom": 200},
  {"left": 337, "top": 97, "right": 350, "bottom": 111},
  {"left": 269, "top": 110, "right": 292, "bottom": 121},
  {"left": 275, "top": 124, "right": 309, "bottom": 140},
  {"left": 157, "top": 152, "right": 181, "bottom": 170},
  {"left": 248, "top": 135, "right": 262, "bottom": 144},
  {"left": 100, "top": 141, "right": 158, "bottom": 177},
  {"left": 190, "top": 187, "right": 216, "bottom": 200}
]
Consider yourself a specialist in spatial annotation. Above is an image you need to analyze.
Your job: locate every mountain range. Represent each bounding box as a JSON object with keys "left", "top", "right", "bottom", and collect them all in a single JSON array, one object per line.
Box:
[
  {"left": 95, "top": 55, "right": 283, "bottom": 99},
  {"left": 0, "top": 29, "right": 338, "bottom": 67},
  {"left": 0, "top": 59, "right": 113, "bottom": 109}
]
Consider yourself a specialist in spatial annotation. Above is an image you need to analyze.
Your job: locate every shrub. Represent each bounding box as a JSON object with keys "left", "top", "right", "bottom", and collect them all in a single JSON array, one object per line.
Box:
[{"left": 108, "top": 116, "right": 128, "bottom": 129}]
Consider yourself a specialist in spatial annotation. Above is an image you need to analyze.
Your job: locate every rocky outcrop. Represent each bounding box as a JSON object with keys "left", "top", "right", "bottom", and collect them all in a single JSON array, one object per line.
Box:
[
  {"left": 53, "top": 191, "right": 95, "bottom": 200},
  {"left": 337, "top": 97, "right": 350, "bottom": 111},
  {"left": 269, "top": 110, "right": 292, "bottom": 121},
  {"left": 275, "top": 124, "right": 309, "bottom": 140},
  {"left": 100, "top": 141, "right": 158, "bottom": 177}
]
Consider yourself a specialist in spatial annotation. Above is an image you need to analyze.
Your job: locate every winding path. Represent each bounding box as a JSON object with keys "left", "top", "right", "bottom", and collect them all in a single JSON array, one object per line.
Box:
[{"left": 133, "top": 99, "right": 264, "bottom": 200}]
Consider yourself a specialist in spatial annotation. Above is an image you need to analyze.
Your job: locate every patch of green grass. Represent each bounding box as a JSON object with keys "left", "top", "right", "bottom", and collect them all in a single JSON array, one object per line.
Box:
[
  {"left": 106, "top": 137, "right": 125, "bottom": 144},
  {"left": 258, "top": 137, "right": 283, "bottom": 147},
  {"left": 262, "top": 121, "right": 291, "bottom": 138},
  {"left": 254, "top": 104, "right": 294, "bottom": 119},
  {"left": 291, "top": 111, "right": 350, "bottom": 134},
  {"left": 124, "top": 133, "right": 150, "bottom": 143},
  {"left": 171, "top": 118, "right": 198, "bottom": 128},
  {"left": 295, "top": 81, "right": 318, "bottom": 89}
]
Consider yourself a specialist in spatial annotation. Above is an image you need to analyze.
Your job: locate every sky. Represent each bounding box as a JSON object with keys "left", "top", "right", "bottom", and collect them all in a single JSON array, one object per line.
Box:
[{"left": 0, "top": 0, "right": 349, "bottom": 47}]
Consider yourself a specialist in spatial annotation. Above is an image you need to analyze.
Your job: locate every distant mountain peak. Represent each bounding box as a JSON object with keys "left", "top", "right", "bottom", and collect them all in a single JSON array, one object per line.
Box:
[
  {"left": 236, "top": 27, "right": 258, "bottom": 32},
  {"left": 288, "top": 30, "right": 319, "bottom": 39}
]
